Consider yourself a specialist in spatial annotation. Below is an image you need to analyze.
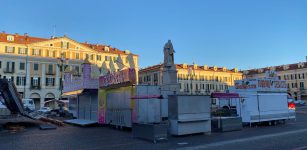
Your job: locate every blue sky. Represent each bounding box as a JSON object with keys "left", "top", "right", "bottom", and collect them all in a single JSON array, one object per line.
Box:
[{"left": 1, "top": 0, "right": 307, "bottom": 70}]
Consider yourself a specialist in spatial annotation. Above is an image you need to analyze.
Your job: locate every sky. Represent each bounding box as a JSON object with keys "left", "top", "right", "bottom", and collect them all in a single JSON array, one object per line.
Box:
[{"left": 1, "top": 0, "right": 307, "bottom": 70}]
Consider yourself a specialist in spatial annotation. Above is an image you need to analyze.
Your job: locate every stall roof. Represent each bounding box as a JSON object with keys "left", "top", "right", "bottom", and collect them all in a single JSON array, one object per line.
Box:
[
  {"left": 211, "top": 93, "right": 240, "bottom": 98},
  {"left": 62, "top": 89, "right": 83, "bottom": 96}
]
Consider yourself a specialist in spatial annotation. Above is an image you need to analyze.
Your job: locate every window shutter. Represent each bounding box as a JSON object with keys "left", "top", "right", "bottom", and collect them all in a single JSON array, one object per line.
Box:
[
  {"left": 11, "top": 76, "right": 14, "bottom": 83},
  {"left": 53, "top": 51, "right": 56, "bottom": 57},
  {"left": 17, "top": 77, "right": 20, "bottom": 85},
  {"left": 25, "top": 48, "right": 28, "bottom": 54},
  {"left": 67, "top": 42, "right": 69, "bottom": 49},
  {"left": 39, "top": 49, "right": 41, "bottom": 56},
  {"left": 38, "top": 77, "right": 41, "bottom": 87},
  {"left": 18, "top": 48, "right": 21, "bottom": 54},
  {"left": 13, "top": 47, "right": 15, "bottom": 53},
  {"left": 24, "top": 77, "right": 26, "bottom": 85},
  {"left": 5, "top": 46, "right": 7, "bottom": 53},
  {"left": 52, "top": 78, "right": 55, "bottom": 86},
  {"left": 12, "top": 62, "right": 15, "bottom": 72},
  {"left": 6, "top": 62, "right": 9, "bottom": 70},
  {"left": 46, "top": 78, "right": 48, "bottom": 86}
]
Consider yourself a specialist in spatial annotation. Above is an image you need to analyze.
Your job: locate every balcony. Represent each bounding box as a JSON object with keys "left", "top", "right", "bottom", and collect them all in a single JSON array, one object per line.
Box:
[
  {"left": 30, "top": 85, "right": 41, "bottom": 90},
  {"left": 3, "top": 68, "right": 15, "bottom": 73},
  {"left": 45, "top": 71, "right": 55, "bottom": 75}
]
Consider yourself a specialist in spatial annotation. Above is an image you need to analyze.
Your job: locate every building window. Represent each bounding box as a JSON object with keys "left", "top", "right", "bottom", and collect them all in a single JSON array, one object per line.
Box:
[
  {"left": 4, "top": 62, "right": 15, "bottom": 73},
  {"left": 16, "top": 76, "right": 26, "bottom": 86},
  {"left": 33, "top": 63, "right": 39, "bottom": 71},
  {"left": 31, "top": 77, "right": 40, "bottom": 88},
  {"left": 76, "top": 53, "right": 80, "bottom": 59},
  {"left": 105, "top": 56, "right": 112, "bottom": 61},
  {"left": 46, "top": 77, "right": 55, "bottom": 86},
  {"left": 18, "top": 48, "right": 27, "bottom": 54},
  {"left": 7, "top": 35, "right": 14, "bottom": 41},
  {"left": 5, "top": 46, "right": 15, "bottom": 53},
  {"left": 19, "top": 62, "right": 25, "bottom": 70},
  {"left": 32, "top": 49, "right": 41, "bottom": 56},
  {"left": 47, "top": 50, "right": 54, "bottom": 57},
  {"left": 61, "top": 41, "right": 69, "bottom": 49},
  {"left": 97, "top": 55, "right": 101, "bottom": 61},
  {"left": 90, "top": 54, "right": 94, "bottom": 60},
  {"left": 300, "top": 82, "right": 304, "bottom": 89},
  {"left": 47, "top": 64, "right": 53, "bottom": 74},
  {"left": 154, "top": 73, "right": 158, "bottom": 82}
]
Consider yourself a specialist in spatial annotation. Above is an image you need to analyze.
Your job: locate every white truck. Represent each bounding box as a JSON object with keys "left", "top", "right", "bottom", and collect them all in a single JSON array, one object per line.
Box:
[{"left": 230, "top": 75, "right": 295, "bottom": 125}]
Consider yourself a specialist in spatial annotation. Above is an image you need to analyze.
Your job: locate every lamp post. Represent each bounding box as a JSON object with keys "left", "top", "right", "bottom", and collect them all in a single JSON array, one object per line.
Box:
[
  {"left": 57, "top": 52, "right": 68, "bottom": 100},
  {"left": 23, "top": 42, "right": 29, "bottom": 99}
]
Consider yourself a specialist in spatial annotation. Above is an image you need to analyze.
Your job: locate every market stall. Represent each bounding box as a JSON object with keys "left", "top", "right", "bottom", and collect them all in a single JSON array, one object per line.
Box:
[
  {"left": 211, "top": 92, "right": 243, "bottom": 132},
  {"left": 230, "top": 72, "right": 296, "bottom": 125}
]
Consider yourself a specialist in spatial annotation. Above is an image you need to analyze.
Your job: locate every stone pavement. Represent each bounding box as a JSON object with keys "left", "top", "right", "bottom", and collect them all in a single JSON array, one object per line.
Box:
[{"left": 0, "top": 106, "right": 307, "bottom": 150}]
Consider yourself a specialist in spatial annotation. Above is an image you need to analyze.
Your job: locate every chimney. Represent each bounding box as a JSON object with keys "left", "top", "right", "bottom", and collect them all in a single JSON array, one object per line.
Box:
[
  {"left": 15, "top": 33, "right": 19, "bottom": 37},
  {"left": 24, "top": 33, "right": 28, "bottom": 36},
  {"left": 2, "top": 31, "right": 5, "bottom": 34},
  {"left": 50, "top": 36, "right": 55, "bottom": 39}
]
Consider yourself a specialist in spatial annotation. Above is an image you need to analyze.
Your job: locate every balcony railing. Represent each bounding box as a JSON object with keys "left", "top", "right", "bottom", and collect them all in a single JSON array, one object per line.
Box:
[
  {"left": 3, "top": 68, "right": 15, "bottom": 73},
  {"left": 45, "top": 71, "right": 55, "bottom": 75},
  {"left": 30, "top": 85, "right": 41, "bottom": 90}
]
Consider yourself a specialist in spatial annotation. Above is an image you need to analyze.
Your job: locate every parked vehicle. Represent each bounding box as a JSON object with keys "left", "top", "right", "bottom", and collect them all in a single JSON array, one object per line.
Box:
[
  {"left": 22, "top": 99, "right": 35, "bottom": 111},
  {"left": 38, "top": 107, "right": 51, "bottom": 114},
  {"left": 293, "top": 99, "right": 306, "bottom": 105}
]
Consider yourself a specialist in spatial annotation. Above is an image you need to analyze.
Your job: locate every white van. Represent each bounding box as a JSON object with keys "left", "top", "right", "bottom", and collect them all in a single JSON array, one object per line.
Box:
[{"left": 22, "top": 99, "right": 35, "bottom": 111}]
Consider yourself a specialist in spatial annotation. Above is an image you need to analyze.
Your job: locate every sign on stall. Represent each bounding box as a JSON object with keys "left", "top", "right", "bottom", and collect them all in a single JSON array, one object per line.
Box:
[{"left": 99, "top": 68, "right": 137, "bottom": 88}]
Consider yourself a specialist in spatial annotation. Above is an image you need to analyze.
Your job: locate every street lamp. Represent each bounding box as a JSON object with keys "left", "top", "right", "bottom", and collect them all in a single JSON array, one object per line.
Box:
[{"left": 57, "top": 52, "right": 69, "bottom": 100}]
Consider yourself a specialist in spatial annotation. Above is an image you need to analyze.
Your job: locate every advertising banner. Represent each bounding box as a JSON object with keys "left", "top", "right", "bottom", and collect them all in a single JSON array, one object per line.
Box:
[{"left": 99, "top": 68, "right": 136, "bottom": 88}]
